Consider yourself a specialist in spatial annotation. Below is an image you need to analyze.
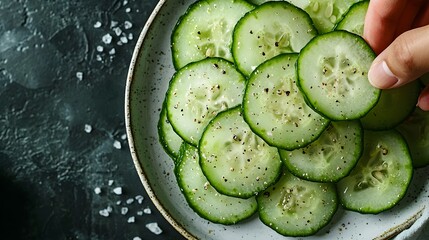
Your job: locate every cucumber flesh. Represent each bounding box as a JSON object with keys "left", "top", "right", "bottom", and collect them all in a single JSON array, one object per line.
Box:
[
  {"left": 171, "top": 0, "right": 254, "bottom": 70},
  {"left": 335, "top": 0, "right": 369, "bottom": 36},
  {"left": 297, "top": 30, "right": 380, "bottom": 120},
  {"left": 176, "top": 143, "right": 257, "bottom": 224},
  {"left": 158, "top": 100, "right": 183, "bottom": 161},
  {"left": 232, "top": 1, "right": 317, "bottom": 76},
  {"left": 280, "top": 120, "right": 362, "bottom": 182},
  {"left": 199, "top": 106, "right": 283, "bottom": 198},
  {"left": 397, "top": 108, "right": 429, "bottom": 168},
  {"left": 336, "top": 130, "right": 413, "bottom": 214},
  {"left": 166, "top": 58, "right": 246, "bottom": 146},
  {"left": 243, "top": 53, "right": 329, "bottom": 150},
  {"left": 257, "top": 170, "right": 338, "bottom": 237}
]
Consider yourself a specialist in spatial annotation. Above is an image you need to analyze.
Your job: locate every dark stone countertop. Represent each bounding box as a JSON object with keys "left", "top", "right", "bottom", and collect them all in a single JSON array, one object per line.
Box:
[{"left": 0, "top": 0, "right": 185, "bottom": 239}]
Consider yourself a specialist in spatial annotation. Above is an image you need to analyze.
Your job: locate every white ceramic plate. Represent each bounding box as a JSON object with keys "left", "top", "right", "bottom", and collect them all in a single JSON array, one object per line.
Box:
[{"left": 125, "top": 1, "right": 429, "bottom": 239}]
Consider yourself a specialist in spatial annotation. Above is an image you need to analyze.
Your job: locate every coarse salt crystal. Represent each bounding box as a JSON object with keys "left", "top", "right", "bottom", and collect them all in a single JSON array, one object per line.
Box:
[
  {"left": 127, "top": 216, "right": 135, "bottom": 223},
  {"left": 124, "top": 21, "right": 132, "bottom": 29},
  {"left": 126, "top": 198, "right": 134, "bottom": 204},
  {"left": 102, "top": 33, "right": 113, "bottom": 44},
  {"left": 125, "top": 7, "right": 131, "bottom": 13},
  {"left": 113, "top": 187, "right": 122, "bottom": 195},
  {"left": 94, "top": 187, "right": 101, "bottom": 194},
  {"left": 128, "top": 33, "right": 133, "bottom": 41},
  {"left": 113, "top": 140, "right": 122, "bottom": 149},
  {"left": 99, "top": 209, "right": 110, "bottom": 217},
  {"left": 94, "top": 21, "right": 102, "bottom": 28},
  {"left": 146, "top": 222, "right": 163, "bottom": 235},
  {"left": 113, "top": 27, "right": 122, "bottom": 36},
  {"left": 109, "top": 48, "right": 116, "bottom": 55},
  {"left": 106, "top": 205, "right": 113, "bottom": 213},
  {"left": 96, "top": 54, "right": 103, "bottom": 62},
  {"left": 132, "top": 237, "right": 141, "bottom": 240},
  {"left": 108, "top": 180, "right": 114, "bottom": 186},
  {"left": 120, "top": 36, "right": 128, "bottom": 44},
  {"left": 143, "top": 207, "right": 152, "bottom": 214},
  {"left": 110, "top": 21, "right": 119, "bottom": 28},
  {"left": 136, "top": 210, "right": 143, "bottom": 216},
  {"left": 116, "top": 200, "right": 122, "bottom": 205},
  {"left": 76, "top": 71, "right": 84, "bottom": 81},
  {"left": 135, "top": 195, "right": 144, "bottom": 204},
  {"left": 121, "top": 207, "right": 129, "bottom": 215},
  {"left": 123, "top": 0, "right": 128, "bottom": 6},
  {"left": 84, "top": 124, "right": 92, "bottom": 133},
  {"left": 96, "top": 45, "right": 104, "bottom": 52}
]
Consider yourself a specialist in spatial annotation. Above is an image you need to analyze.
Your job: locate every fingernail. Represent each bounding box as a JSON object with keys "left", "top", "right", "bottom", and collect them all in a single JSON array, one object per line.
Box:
[{"left": 368, "top": 61, "right": 399, "bottom": 88}]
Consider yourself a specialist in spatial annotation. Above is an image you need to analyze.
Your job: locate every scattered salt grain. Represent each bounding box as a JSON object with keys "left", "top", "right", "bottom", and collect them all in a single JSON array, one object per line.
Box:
[
  {"left": 116, "top": 200, "right": 122, "bottom": 205},
  {"left": 146, "top": 222, "right": 163, "bottom": 235},
  {"left": 94, "top": 187, "right": 101, "bottom": 194},
  {"left": 113, "top": 140, "right": 122, "bottom": 149},
  {"left": 99, "top": 209, "right": 110, "bottom": 217},
  {"left": 102, "top": 33, "right": 113, "bottom": 44},
  {"left": 127, "top": 216, "right": 135, "bottom": 223},
  {"left": 143, "top": 207, "right": 152, "bottom": 214},
  {"left": 126, "top": 198, "right": 134, "bottom": 205},
  {"left": 110, "top": 21, "right": 119, "bottom": 28},
  {"left": 123, "top": 0, "right": 129, "bottom": 6},
  {"left": 84, "top": 124, "right": 92, "bottom": 133},
  {"left": 109, "top": 48, "right": 116, "bottom": 55},
  {"left": 128, "top": 33, "right": 133, "bottom": 41},
  {"left": 76, "top": 71, "right": 84, "bottom": 81},
  {"left": 113, "top": 27, "right": 122, "bottom": 36},
  {"left": 136, "top": 210, "right": 143, "bottom": 216},
  {"left": 124, "top": 21, "right": 133, "bottom": 29},
  {"left": 106, "top": 205, "right": 113, "bottom": 213},
  {"left": 133, "top": 237, "right": 141, "bottom": 240},
  {"left": 125, "top": 7, "right": 131, "bottom": 13},
  {"left": 120, "top": 36, "right": 128, "bottom": 44},
  {"left": 121, "top": 207, "right": 129, "bottom": 215},
  {"left": 96, "top": 54, "right": 103, "bottom": 62},
  {"left": 96, "top": 45, "right": 104, "bottom": 52},
  {"left": 117, "top": 41, "right": 123, "bottom": 46},
  {"left": 93, "top": 21, "right": 102, "bottom": 28},
  {"left": 113, "top": 187, "right": 123, "bottom": 195},
  {"left": 135, "top": 195, "right": 144, "bottom": 204},
  {"left": 108, "top": 180, "right": 114, "bottom": 186}
]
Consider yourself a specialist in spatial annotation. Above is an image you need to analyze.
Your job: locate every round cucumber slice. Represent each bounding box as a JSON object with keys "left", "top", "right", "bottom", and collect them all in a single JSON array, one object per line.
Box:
[
  {"left": 360, "top": 81, "right": 421, "bottom": 130},
  {"left": 257, "top": 170, "right": 338, "bottom": 237},
  {"left": 199, "top": 106, "right": 282, "bottom": 198},
  {"left": 158, "top": 99, "right": 183, "bottom": 161},
  {"left": 335, "top": 0, "right": 369, "bottom": 36},
  {"left": 243, "top": 53, "right": 329, "bottom": 150},
  {"left": 396, "top": 108, "right": 429, "bottom": 168},
  {"left": 297, "top": 30, "right": 380, "bottom": 121},
  {"left": 171, "top": 0, "right": 254, "bottom": 70},
  {"left": 166, "top": 58, "right": 246, "bottom": 146},
  {"left": 176, "top": 143, "right": 257, "bottom": 224},
  {"left": 280, "top": 120, "right": 363, "bottom": 182},
  {"left": 232, "top": 1, "right": 317, "bottom": 76},
  {"left": 336, "top": 130, "right": 413, "bottom": 214}
]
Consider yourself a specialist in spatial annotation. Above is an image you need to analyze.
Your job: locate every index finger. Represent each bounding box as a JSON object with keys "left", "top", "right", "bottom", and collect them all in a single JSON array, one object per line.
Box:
[{"left": 363, "top": 0, "right": 408, "bottom": 54}]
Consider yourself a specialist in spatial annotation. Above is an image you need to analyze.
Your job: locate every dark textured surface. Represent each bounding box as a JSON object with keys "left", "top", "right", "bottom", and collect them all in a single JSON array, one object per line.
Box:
[{"left": 0, "top": 0, "right": 185, "bottom": 239}]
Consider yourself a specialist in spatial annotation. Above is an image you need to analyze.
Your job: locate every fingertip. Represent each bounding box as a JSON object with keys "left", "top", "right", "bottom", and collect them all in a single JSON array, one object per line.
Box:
[
  {"left": 417, "top": 86, "right": 429, "bottom": 111},
  {"left": 368, "top": 60, "right": 399, "bottom": 89}
]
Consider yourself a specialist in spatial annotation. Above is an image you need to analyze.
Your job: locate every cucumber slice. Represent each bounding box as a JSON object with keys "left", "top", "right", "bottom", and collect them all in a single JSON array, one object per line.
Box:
[
  {"left": 171, "top": 0, "right": 254, "bottom": 70},
  {"left": 176, "top": 143, "right": 257, "bottom": 224},
  {"left": 336, "top": 130, "right": 413, "bottom": 214},
  {"left": 166, "top": 58, "right": 246, "bottom": 146},
  {"left": 360, "top": 81, "right": 421, "bottom": 130},
  {"left": 335, "top": 0, "right": 369, "bottom": 36},
  {"left": 280, "top": 120, "right": 363, "bottom": 182},
  {"left": 199, "top": 106, "right": 283, "bottom": 198},
  {"left": 257, "top": 170, "right": 338, "bottom": 237},
  {"left": 297, "top": 30, "right": 380, "bottom": 120},
  {"left": 397, "top": 108, "right": 429, "bottom": 168},
  {"left": 232, "top": 1, "right": 317, "bottom": 76},
  {"left": 158, "top": 99, "right": 183, "bottom": 161},
  {"left": 243, "top": 53, "right": 329, "bottom": 150}
]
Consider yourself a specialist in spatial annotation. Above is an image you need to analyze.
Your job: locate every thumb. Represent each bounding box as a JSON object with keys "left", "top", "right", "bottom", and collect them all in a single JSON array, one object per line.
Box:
[{"left": 368, "top": 25, "right": 429, "bottom": 89}]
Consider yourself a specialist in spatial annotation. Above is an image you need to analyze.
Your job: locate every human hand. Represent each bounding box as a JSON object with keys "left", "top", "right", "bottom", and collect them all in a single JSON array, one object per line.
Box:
[{"left": 363, "top": 0, "right": 429, "bottom": 110}]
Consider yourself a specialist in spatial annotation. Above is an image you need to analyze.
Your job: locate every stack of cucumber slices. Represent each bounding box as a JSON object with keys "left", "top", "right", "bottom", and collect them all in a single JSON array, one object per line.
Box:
[{"left": 158, "top": 0, "right": 428, "bottom": 237}]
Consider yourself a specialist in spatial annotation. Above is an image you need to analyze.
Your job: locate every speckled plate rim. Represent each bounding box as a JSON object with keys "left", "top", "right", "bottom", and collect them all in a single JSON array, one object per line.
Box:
[
  {"left": 125, "top": 1, "right": 196, "bottom": 239},
  {"left": 124, "top": 0, "right": 429, "bottom": 239}
]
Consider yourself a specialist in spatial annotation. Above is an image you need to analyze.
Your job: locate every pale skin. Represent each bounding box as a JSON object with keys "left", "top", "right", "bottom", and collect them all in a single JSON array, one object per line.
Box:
[{"left": 364, "top": 0, "right": 429, "bottom": 110}]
